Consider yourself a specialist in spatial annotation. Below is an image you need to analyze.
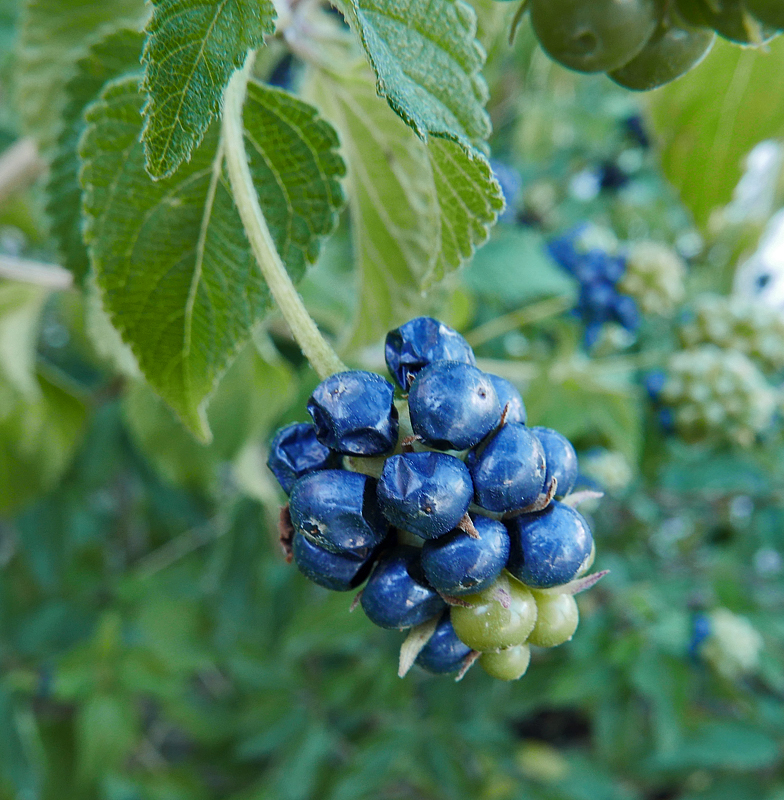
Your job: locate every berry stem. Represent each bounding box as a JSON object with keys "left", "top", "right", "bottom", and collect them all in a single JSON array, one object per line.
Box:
[{"left": 223, "top": 52, "right": 347, "bottom": 380}]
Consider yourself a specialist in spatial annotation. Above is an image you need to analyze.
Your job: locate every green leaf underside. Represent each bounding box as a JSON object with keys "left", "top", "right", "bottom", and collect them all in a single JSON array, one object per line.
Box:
[
  {"left": 0, "top": 283, "right": 48, "bottom": 398},
  {"left": 0, "top": 373, "right": 87, "bottom": 515},
  {"left": 46, "top": 28, "right": 144, "bottom": 283},
  {"left": 306, "top": 62, "right": 439, "bottom": 346},
  {"left": 15, "top": 0, "right": 147, "bottom": 150},
  {"left": 141, "top": 0, "right": 276, "bottom": 179},
  {"left": 427, "top": 137, "right": 502, "bottom": 286},
  {"left": 333, "top": 0, "right": 491, "bottom": 148},
  {"left": 80, "top": 76, "right": 345, "bottom": 440},
  {"left": 306, "top": 60, "right": 501, "bottom": 346},
  {"left": 647, "top": 36, "right": 784, "bottom": 229}
]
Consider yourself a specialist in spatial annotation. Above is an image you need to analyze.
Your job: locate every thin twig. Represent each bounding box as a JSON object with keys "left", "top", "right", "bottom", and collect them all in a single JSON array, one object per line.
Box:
[
  {"left": 465, "top": 295, "right": 572, "bottom": 349},
  {"left": 0, "top": 255, "right": 73, "bottom": 290}
]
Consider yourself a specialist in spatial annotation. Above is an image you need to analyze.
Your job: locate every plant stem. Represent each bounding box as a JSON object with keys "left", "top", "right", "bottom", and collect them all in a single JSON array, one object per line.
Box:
[
  {"left": 465, "top": 295, "right": 572, "bottom": 349},
  {"left": 0, "top": 255, "right": 73, "bottom": 289},
  {"left": 222, "top": 52, "right": 346, "bottom": 380}
]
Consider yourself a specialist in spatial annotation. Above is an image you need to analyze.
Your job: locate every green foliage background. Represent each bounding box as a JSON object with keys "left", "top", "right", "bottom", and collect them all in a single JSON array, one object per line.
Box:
[{"left": 1, "top": 1, "right": 784, "bottom": 799}]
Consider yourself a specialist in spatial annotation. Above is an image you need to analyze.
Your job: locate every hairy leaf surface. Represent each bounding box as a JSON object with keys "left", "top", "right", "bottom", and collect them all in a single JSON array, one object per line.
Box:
[
  {"left": 15, "top": 0, "right": 147, "bottom": 149},
  {"left": 306, "top": 60, "right": 501, "bottom": 345},
  {"left": 333, "top": 0, "right": 491, "bottom": 147},
  {"left": 46, "top": 28, "right": 144, "bottom": 282},
  {"left": 141, "top": 0, "right": 276, "bottom": 178},
  {"left": 80, "top": 76, "right": 344, "bottom": 439}
]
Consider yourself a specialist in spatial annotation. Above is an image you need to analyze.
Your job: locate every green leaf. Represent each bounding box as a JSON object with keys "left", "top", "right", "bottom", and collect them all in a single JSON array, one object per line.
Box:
[
  {"left": 46, "top": 27, "right": 144, "bottom": 283},
  {"left": 524, "top": 373, "right": 643, "bottom": 465},
  {"left": 0, "top": 282, "right": 47, "bottom": 398},
  {"left": 15, "top": 0, "right": 147, "bottom": 150},
  {"left": 0, "top": 373, "right": 87, "bottom": 515},
  {"left": 305, "top": 60, "right": 501, "bottom": 346},
  {"left": 646, "top": 37, "right": 784, "bottom": 228},
  {"left": 648, "top": 722, "right": 780, "bottom": 771},
  {"left": 123, "top": 342, "right": 295, "bottom": 492},
  {"left": 76, "top": 694, "right": 138, "bottom": 781},
  {"left": 426, "top": 136, "right": 503, "bottom": 286},
  {"left": 333, "top": 0, "right": 491, "bottom": 147},
  {"left": 463, "top": 227, "right": 576, "bottom": 307},
  {"left": 80, "top": 76, "right": 344, "bottom": 440},
  {"left": 141, "top": 0, "right": 276, "bottom": 179}
]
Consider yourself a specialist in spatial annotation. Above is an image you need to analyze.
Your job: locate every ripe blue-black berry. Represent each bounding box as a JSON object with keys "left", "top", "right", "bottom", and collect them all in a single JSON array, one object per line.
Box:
[
  {"left": 361, "top": 546, "right": 446, "bottom": 629},
  {"left": 507, "top": 501, "right": 594, "bottom": 588},
  {"left": 408, "top": 362, "right": 501, "bottom": 450},
  {"left": 376, "top": 452, "right": 473, "bottom": 539},
  {"left": 531, "top": 426, "right": 578, "bottom": 497},
  {"left": 421, "top": 514, "right": 510, "bottom": 595},
  {"left": 385, "top": 317, "right": 476, "bottom": 389},
  {"left": 468, "top": 423, "right": 546, "bottom": 512},
  {"left": 415, "top": 612, "right": 473, "bottom": 674},
  {"left": 487, "top": 374, "right": 527, "bottom": 425},
  {"left": 267, "top": 422, "right": 341, "bottom": 494},
  {"left": 307, "top": 371, "right": 398, "bottom": 456},
  {"left": 291, "top": 532, "right": 378, "bottom": 591},
  {"left": 289, "top": 470, "right": 388, "bottom": 555}
]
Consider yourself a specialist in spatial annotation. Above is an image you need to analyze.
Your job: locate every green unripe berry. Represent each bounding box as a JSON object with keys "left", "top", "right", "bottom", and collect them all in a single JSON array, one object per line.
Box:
[
  {"left": 480, "top": 645, "right": 531, "bottom": 680},
  {"left": 529, "top": 0, "right": 658, "bottom": 74},
  {"left": 528, "top": 593, "right": 579, "bottom": 647},
  {"left": 609, "top": 22, "right": 715, "bottom": 91},
  {"left": 451, "top": 573, "right": 538, "bottom": 652},
  {"left": 745, "top": 0, "right": 784, "bottom": 29}
]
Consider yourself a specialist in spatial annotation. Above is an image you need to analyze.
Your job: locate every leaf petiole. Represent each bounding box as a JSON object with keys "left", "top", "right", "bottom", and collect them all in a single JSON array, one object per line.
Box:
[{"left": 222, "top": 52, "right": 346, "bottom": 380}]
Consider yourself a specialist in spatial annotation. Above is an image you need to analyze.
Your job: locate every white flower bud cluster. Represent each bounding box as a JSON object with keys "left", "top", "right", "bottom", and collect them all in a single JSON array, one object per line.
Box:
[
  {"left": 661, "top": 345, "right": 778, "bottom": 447},
  {"left": 679, "top": 294, "right": 784, "bottom": 375},
  {"left": 619, "top": 241, "right": 687, "bottom": 316},
  {"left": 700, "top": 608, "right": 763, "bottom": 681}
]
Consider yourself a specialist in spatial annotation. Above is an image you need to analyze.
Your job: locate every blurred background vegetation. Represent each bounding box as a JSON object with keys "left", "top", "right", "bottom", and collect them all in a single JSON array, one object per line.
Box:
[{"left": 3, "top": 1, "right": 784, "bottom": 799}]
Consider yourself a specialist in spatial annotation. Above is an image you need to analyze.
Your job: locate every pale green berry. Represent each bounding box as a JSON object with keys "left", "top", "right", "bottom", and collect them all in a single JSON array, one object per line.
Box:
[{"left": 480, "top": 644, "right": 531, "bottom": 681}]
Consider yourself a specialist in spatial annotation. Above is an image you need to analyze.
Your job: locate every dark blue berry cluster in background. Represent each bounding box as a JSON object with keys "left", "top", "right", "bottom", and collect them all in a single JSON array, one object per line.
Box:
[
  {"left": 548, "top": 226, "right": 640, "bottom": 347},
  {"left": 267, "top": 317, "right": 600, "bottom": 681}
]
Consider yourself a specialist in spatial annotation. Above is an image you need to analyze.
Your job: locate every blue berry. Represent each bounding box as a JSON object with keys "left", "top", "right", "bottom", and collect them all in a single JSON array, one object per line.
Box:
[
  {"left": 415, "top": 612, "right": 473, "bottom": 674},
  {"left": 547, "top": 225, "right": 590, "bottom": 275},
  {"left": 307, "top": 371, "right": 398, "bottom": 456},
  {"left": 490, "top": 160, "right": 522, "bottom": 225},
  {"left": 385, "top": 317, "right": 476, "bottom": 389},
  {"left": 377, "top": 452, "right": 473, "bottom": 539},
  {"left": 487, "top": 375, "right": 527, "bottom": 425},
  {"left": 267, "top": 422, "right": 341, "bottom": 494},
  {"left": 361, "top": 546, "right": 446, "bottom": 629},
  {"left": 289, "top": 470, "right": 388, "bottom": 555},
  {"left": 506, "top": 501, "right": 594, "bottom": 589},
  {"left": 531, "top": 427, "right": 578, "bottom": 497},
  {"left": 421, "top": 514, "right": 510, "bottom": 595},
  {"left": 613, "top": 294, "right": 640, "bottom": 332},
  {"left": 292, "top": 532, "right": 378, "bottom": 591},
  {"left": 468, "top": 423, "right": 546, "bottom": 513},
  {"left": 409, "top": 362, "right": 501, "bottom": 450},
  {"left": 644, "top": 369, "right": 667, "bottom": 401},
  {"left": 689, "top": 612, "right": 711, "bottom": 658}
]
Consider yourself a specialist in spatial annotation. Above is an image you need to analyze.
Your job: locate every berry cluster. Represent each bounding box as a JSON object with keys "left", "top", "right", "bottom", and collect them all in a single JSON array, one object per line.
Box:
[
  {"left": 517, "top": 0, "right": 780, "bottom": 91},
  {"left": 679, "top": 294, "right": 784, "bottom": 375},
  {"left": 548, "top": 226, "right": 640, "bottom": 347},
  {"left": 268, "top": 317, "right": 603, "bottom": 681},
  {"left": 652, "top": 345, "right": 777, "bottom": 446}
]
